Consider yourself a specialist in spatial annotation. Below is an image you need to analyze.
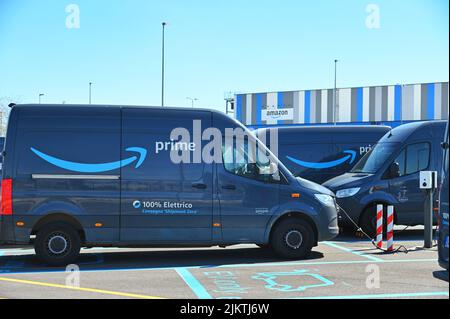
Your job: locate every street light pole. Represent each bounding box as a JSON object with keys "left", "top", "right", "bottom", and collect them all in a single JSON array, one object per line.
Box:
[
  {"left": 161, "top": 22, "right": 167, "bottom": 107},
  {"left": 333, "top": 59, "right": 338, "bottom": 125},
  {"left": 187, "top": 97, "right": 198, "bottom": 108},
  {"left": 39, "top": 93, "right": 44, "bottom": 104},
  {"left": 89, "top": 82, "right": 92, "bottom": 104}
]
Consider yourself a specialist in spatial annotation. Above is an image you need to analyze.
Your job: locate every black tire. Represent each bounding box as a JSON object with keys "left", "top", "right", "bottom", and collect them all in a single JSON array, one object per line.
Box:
[
  {"left": 359, "top": 205, "right": 388, "bottom": 239},
  {"left": 34, "top": 222, "right": 81, "bottom": 266},
  {"left": 271, "top": 218, "right": 314, "bottom": 259}
]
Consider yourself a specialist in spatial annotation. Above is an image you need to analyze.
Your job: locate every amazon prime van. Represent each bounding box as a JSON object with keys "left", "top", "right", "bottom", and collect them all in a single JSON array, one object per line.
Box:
[
  {"left": 0, "top": 104, "right": 338, "bottom": 265},
  {"left": 323, "top": 121, "right": 447, "bottom": 236},
  {"left": 256, "top": 126, "right": 390, "bottom": 184},
  {"left": 438, "top": 120, "right": 449, "bottom": 271}
]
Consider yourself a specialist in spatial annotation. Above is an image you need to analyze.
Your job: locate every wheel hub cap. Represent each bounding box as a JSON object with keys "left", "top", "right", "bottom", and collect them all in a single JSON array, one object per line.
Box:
[
  {"left": 48, "top": 235, "right": 68, "bottom": 255},
  {"left": 285, "top": 230, "right": 303, "bottom": 249}
]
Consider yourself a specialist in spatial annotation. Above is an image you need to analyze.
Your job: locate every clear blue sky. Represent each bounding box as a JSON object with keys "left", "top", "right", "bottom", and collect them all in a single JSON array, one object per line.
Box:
[{"left": 0, "top": 0, "right": 448, "bottom": 112}]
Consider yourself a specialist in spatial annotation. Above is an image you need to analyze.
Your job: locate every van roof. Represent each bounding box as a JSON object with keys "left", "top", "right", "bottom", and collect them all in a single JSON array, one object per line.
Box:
[
  {"left": 256, "top": 125, "right": 391, "bottom": 134},
  {"left": 381, "top": 120, "right": 447, "bottom": 143},
  {"left": 12, "top": 103, "right": 222, "bottom": 114}
]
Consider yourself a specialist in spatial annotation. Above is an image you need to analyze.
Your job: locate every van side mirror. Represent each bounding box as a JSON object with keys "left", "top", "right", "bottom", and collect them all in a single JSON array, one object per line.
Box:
[
  {"left": 259, "top": 162, "right": 278, "bottom": 176},
  {"left": 388, "top": 162, "right": 401, "bottom": 178},
  {"left": 441, "top": 141, "right": 449, "bottom": 150}
]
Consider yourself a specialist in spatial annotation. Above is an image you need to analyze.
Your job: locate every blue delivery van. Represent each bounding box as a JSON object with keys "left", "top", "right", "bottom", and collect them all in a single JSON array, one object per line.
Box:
[
  {"left": 0, "top": 137, "right": 4, "bottom": 192},
  {"left": 0, "top": 104, "right": 339, "bottom": 265},
  {"left": 438, "top": 121, "right": 449, "bottom": 271},
  {"left": 323, "top": 121, "right": 447, "bottom": 236},
  {"left": 255, "top": 126, "right": 390, "bottom": 184}
]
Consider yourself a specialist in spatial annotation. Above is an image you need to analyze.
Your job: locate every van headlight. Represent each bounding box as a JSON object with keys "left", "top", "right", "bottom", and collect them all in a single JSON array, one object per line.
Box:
[
  {"left": 314, "top": 194, "right": 335, "bottom": 207},
  {"left": 336, "top": 187, "right": 360, "bottom": 198}
]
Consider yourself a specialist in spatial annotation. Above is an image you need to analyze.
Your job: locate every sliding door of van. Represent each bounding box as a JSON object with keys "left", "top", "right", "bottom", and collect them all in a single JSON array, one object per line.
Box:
[
  {"left": 389, "top": 142, "right": 431, "bottom": 224},
  {"left": 120, "top": 108, "right": 213, "bottom": 243}
]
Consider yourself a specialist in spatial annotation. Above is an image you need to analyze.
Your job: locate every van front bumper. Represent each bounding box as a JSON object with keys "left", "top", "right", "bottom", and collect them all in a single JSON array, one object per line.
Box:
[{"left": 316, "top": 205, "right": 340, "bottom": 242}]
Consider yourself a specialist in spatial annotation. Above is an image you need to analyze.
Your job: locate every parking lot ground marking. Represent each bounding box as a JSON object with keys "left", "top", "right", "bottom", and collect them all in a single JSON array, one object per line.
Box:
[
  {"left": 0, "top": 277, "right": 165, "bottom": 299},
  {"left": 251, "top": 269, "right": 335, "bottom": 292},
  {"left": 176, "top": 268, "right": 211, "bottom": 299},
  {"left": 323, "top": 241, "right": 384, "bottom": 262},
  {"left": 0, "top": 258, "right": 438, "bottom": 275},
  {"left": 294, "top": 291, "right": 449, "bottom": 299}
]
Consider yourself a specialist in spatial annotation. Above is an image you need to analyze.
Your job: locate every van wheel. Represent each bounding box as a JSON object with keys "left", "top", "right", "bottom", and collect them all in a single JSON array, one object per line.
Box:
[
  {"left": 271, "top": 219, "right": 314, "bottom": 259},
  {"left": 360, "top": 206, "right": 387, "bottom": 239},
  {"left": 34, "top": 222, "right": 81, "bottom": 266}
]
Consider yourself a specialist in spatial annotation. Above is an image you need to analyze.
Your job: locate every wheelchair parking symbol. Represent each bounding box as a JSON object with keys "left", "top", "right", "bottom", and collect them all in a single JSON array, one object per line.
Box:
[{"left": 252, "top": 269, "right": 334, "bottom": 292}]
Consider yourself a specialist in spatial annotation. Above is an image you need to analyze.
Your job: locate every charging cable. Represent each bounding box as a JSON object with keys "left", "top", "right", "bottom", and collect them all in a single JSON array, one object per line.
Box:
[{"left": 336, "top": 203, "right": 409, "bottom": 254}]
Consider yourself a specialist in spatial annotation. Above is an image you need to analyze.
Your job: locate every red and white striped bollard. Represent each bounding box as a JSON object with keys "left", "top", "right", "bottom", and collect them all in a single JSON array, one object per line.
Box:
[
  {"left": 386, "top": 206, "right": 394, "bottom": 252},
  {"left": 376, "top": 204, "right": 383, "bottom": 249}
]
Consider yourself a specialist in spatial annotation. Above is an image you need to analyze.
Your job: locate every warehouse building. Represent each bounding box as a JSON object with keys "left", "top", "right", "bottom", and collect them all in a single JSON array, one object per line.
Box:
[{"left": 235, "top": 82, "right": 448, "bottom": 126}]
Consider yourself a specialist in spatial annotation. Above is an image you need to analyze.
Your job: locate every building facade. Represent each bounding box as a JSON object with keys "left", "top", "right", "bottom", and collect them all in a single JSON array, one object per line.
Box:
[{"left": 235, "top": 82, "right": 449, "bottom": 126}]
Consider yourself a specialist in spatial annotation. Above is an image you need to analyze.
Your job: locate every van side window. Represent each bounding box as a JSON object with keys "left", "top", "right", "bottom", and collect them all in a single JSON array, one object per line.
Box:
[
  {"left": 222, "top": 138, "right": 281, "bottom": 183},
  {"left": 392, "top": 143, "right": 430, "bottom": 177},
  {"left": 393, "top": 149, "right": 406, "bottom": 177},
  {"left": 405, "top": 143, "right": 430, "bottom": 174}
]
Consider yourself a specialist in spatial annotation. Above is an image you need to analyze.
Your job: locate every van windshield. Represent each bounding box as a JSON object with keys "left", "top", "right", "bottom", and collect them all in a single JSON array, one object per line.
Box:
[{"left": 351, "top": 143, "right": 400, "bottom": 174}]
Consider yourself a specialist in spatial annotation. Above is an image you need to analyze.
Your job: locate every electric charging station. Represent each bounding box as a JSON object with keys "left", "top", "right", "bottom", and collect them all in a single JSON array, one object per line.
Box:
[{"left": 420, "top": 171, "right": 438, "bottom": 248}]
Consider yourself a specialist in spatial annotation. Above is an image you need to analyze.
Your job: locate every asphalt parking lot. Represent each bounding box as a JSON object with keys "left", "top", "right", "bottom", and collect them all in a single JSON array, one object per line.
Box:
[{"left": 0, "top": 229, "right": 448, "bottom": 299}]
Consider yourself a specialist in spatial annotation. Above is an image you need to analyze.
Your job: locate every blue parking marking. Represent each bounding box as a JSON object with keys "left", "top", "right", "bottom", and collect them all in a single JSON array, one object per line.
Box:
[
  {"left": 323, "top": 241, "right": 384, "bottom": 262},
  {"left": 252, "top": 269, "right": 334, "bottom": 292},
  {"left": 294, "top": 291, "right": 449, "bottom": 299},
  {"left": 176, "top": 268, "right": 212, "bottom": 299}
]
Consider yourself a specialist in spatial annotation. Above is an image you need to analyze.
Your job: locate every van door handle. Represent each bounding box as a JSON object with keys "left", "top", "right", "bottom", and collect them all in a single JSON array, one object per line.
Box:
[
  {"left": 222, "top": 184, "right": 236, "bottom": 190},
  {"left": 192, "top": 183, "right": 207, "bottom": 190}
]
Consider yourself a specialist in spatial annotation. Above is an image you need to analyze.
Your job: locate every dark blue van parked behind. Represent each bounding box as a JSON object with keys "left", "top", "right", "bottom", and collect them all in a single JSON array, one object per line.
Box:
[
  {"left": 323, "top": 121, "right": 447, "bottom": 236},
  {"left": 255, "top": 126, "right": 390, "bottom": 184},
  {"left": 0, "top": 104, "right": 339, "bottom": 266}
]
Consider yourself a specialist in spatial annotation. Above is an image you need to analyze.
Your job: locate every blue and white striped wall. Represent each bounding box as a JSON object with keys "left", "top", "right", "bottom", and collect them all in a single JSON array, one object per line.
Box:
[{"left": 235, "top": 82, "right": 449, "bottom": 125}]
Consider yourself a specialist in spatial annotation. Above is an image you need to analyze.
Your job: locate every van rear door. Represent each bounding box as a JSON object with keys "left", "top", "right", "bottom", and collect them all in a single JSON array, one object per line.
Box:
[{"left": 120, "top": 108, "right": 213, "bottom": 243}]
